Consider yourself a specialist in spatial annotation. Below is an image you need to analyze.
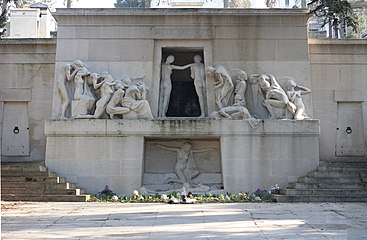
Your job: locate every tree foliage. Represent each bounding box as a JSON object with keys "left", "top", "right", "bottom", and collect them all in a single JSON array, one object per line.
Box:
[
  {"left": 114, "top": 0, "right": 146, "bottom": 8},
  {"left": 229, "top": 0, "right": 251, "bottom": 8},
  {"left": 308, "top": 0, "right": 359, "bottom": 38},
  {"left": 1, "top": 0, "right": 55, "bottom": 30},
  {"left": 1, "top": 0, "right": 23, "bottom": 29}
]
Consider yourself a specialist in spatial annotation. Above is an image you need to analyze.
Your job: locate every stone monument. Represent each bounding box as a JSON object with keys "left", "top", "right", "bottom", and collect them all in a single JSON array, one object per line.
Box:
[{"left": 45, "top": 8, "right": 319, "bottom": 196}]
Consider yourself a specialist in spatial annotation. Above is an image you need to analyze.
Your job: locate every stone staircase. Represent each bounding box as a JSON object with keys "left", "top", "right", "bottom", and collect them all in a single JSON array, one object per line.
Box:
[
  {"left": 1, "top": 162, "right": 90, "bottom": 202},
  {"left": 276, "top": 160, "right": 367, "bottom": 202}
]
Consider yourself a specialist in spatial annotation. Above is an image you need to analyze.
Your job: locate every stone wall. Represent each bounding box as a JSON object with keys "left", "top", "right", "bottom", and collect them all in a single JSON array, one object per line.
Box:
[
  {"left": 1, "top": 39, "right": 365, "bottom": 164},
  {"left": 43, "top": 9, "right": 321, "bottom": 195},
  {"left": 309, "top": 39, "right": 367, "bottom": 161},
  {"left": 45, "top": 119, "right": 320, "bottom": 194},
  {"left": 1, "top": 9, "right": 366, "bottom": 195},
  {"left": 0, "top": 39, "right": 56, "bottom": 162},
  {"left": 51, "top": 8, "right": 313, "bottom": 118}
]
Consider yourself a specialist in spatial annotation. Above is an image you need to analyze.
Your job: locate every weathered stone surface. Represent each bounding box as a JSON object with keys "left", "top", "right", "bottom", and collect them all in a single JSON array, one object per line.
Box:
[
  {"left": 0, "top": 39, "right": 56, "bottom": 162},
  {"left": 1, "top": 162, "right": 89, "bottom": 202},
  {"left": 309, "top": 39, "right": 367, "bottom": 161},
  {"left": 45, "top": 119, "right": 319, "bottom": 195},
  {"left": 2, "top": 202, "right": 367, "bottom": 239},
  {"left": 277, "top": 160, "right": 367, "bottom": 202}
]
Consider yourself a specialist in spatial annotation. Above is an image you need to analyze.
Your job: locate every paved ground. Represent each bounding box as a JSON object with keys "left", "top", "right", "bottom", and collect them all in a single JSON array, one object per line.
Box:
[{"left": 1, "top": 201, "right": 367, "bottom": 240}]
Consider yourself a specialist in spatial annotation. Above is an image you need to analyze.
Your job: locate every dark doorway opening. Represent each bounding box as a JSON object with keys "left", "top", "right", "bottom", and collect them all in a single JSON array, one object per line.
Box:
[{"left": 161, "top": 48, "right": 204, "bottom": 117}]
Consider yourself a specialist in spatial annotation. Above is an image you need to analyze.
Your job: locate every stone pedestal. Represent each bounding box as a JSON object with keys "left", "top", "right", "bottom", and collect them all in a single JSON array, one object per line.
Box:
[
  {"left": 45, "top": 119, "right": 320, "bottom": 195},
  {"left": 71, "top": 98, "right": 95, "bottom": 118}
]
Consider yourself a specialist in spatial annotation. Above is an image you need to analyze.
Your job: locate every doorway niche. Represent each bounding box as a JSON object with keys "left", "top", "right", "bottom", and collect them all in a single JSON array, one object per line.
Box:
[{"left": 161, "top": 48, "right": 204, "bottom": 117}]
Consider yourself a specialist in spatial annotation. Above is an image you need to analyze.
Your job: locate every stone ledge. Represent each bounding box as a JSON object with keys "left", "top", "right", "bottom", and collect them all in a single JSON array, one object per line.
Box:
[
  {"left": 45, "top": 119, "right": 320, "bottom": 137},
  {"left": 0, "top": 88, "right": 31, "bottom": 102},
  {"left": 53, "top": 8, "right": 308, "bottom": 17},
  {"left": 334, "top": 90, "right": 365, "bottom": 102},
  {"left": 309, "top": 38, "right": 367, "bottom": 46},
  {"left": 0, "top": 38, "right": 56, "bottom": 45}
]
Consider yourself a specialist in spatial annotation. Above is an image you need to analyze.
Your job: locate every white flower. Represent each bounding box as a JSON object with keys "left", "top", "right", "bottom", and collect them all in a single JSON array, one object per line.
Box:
[
  {"left": 255, "top": 196, "right": 261, "bottom": 201},
  {"left": 161, "top": 194, "right": 168, "bottom": 200},
  {"left": 133, "top": 190, "right": 139, "bottom": 196},
  {"left": 112, "top": 195, "right": 119, "bottom": 201},
  {"left": 185, "top": 198, "right": 197, "bottom": 204}
]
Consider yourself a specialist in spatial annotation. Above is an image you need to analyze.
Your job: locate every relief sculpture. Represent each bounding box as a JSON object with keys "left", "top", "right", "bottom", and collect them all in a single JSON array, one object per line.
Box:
[
  {"left": 54, "top": 60, "right": 153, "bottom": 120},
  {"left": 54, "top": 58, "right": 311, "bottom": 121}
]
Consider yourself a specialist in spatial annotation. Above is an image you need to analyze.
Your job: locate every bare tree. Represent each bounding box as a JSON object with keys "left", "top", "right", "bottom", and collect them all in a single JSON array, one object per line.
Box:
[
  {"left": 64, "top": 0, "right": 78, "bottom": 8},
  {"left": 265, "top": 0, "right": 277, "bottom": 8}
]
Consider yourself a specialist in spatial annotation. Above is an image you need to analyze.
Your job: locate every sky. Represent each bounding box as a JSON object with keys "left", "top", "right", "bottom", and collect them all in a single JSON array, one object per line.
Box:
[
  {"left": 54, "top": 0, "right": 267, "bottom": 8},
  {"left": 55, "top": 0, "right": 116, "bottom": 8}
]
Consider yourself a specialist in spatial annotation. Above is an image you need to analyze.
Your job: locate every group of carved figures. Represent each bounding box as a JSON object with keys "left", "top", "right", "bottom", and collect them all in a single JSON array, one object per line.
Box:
[
  {"left": 207, "top": 65, "right": 311, "bottom": 120},
  {"left": 159, "top": 55, "right": 311, "bottom": 121},
  {"left": 55, "top": 60, "right": 153, "bottom": 120},
  {"left": 55, "top": 58, "right": 311, "bottom": 121}
]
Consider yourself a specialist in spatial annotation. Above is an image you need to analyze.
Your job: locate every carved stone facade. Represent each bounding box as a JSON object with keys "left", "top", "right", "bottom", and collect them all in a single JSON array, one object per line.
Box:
[{"left": 43, "top": 9, "right": 322, "bottom": 195}]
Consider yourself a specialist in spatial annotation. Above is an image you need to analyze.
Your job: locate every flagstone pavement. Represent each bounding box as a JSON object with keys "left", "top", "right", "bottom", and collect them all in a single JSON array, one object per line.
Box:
[{"left": 1, "top": 201, "right": 367, "bottom": 239}]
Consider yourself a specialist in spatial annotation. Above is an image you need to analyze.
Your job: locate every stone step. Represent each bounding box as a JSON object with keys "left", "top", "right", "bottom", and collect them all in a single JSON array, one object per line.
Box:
[
  {"left": 1, "top": 181, "right": 76, "bottom": 189},
  {"left": 276, "top": 194, "right": 367, "bottom": 203},
  {"left": 319, "top": 161, "right": 367, "bottom": 167},
  {"left": 279, "top": 159, "right": 367, "bottom": 203},
  {"left": 1, "top": 187, "right": 82, "bottom": 195},
  {"left": 281, "top": 188, "right": 367, "bottom": 196},
  {"left": 1, "top": 161, "right": 45, "bottom": 167},
  {"left": 1, "top": 165, "right": 47, "bottom": 172},
  {"left": 0, "top": 171, "right": 57, "bottom": 177},
  {"left": 1, "top": 176, "right": 66, "bottom": 183},
  {"left": 1, "top": 194, "right": 90, "bottom": 202},
  {"left": 318, "top": 165, "right": 367, "bottom": 172},
  {"left": 298, "top": 176, "right": 362, "bottom": 184},
  {"left": 1, "top": 162, "right": 89, "bottom": 202},
  {"left": 307, "top": 171, "right": 361, "bottom": 178},
  {"left": 288, "top": 182, "right": 365, "bottom": 189}
]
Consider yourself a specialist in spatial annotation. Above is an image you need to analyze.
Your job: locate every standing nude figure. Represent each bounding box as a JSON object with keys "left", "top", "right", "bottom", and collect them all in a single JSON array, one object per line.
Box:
[
  {"left": 76, "top": 73, "right": 116, "bottom": 118},
  {"left": 189, "top": 55, "right": 206, "bottom": 117},
  {"left": 70, "top": 60, "right": 90, "bottom": 100},
  {"left": 55, "top": 64, "right": 72, "bottom": 119},
  {"left": 159, "top": 55, "right": 191, "bottom": 117},
  {"left": 285, "top": 79, "right": 311, "bottom": 120},
  {"left": 155, "top": 141, "right": 214, "bottom": 184},
  {"left": 206, "top": 65, "right": 234, "bottom": 109},
  {"left": 234, "top": 70, "right": 248, "bottom": 107}
]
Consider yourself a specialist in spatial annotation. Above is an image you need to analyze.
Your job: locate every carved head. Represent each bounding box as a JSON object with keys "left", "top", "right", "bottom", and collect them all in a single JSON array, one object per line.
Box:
[
  {"left": 115, "top": 88, "right": 125, "bottom": 99},
  {"left": 125, "top": 85, "right": 140, "bottom": 98},
  {"left": 234, "top": 95, "right": 245, "bottom": 106},
  {"left": 166, "top": 55, "right": 175, "bottom": 64},
  {"left": 72, "top": 60, "right": 84, "bottom": 67},
  {"left": 258, "top": 75, "right": 270, "bottom": 90},
  {"left": 194, "top": 55, "right": 202, "bottom": 63},
  {"left": 206, "top": 66, "right": 215, "bottom": 77},
  {"left": 182, "top": 141, "right": 192, "bottom": 152},
  {"left": 237, "top": 70, "right": 247, "bottom": 81},
  {"left": 285, "top": 79, "right": 297, "bottom": 91},
  {"left": 249, "top": 74, "right": 260, "bottom": 84},
  {"left": 104, "top": 74, "right": 114, "bottom": 83}
]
